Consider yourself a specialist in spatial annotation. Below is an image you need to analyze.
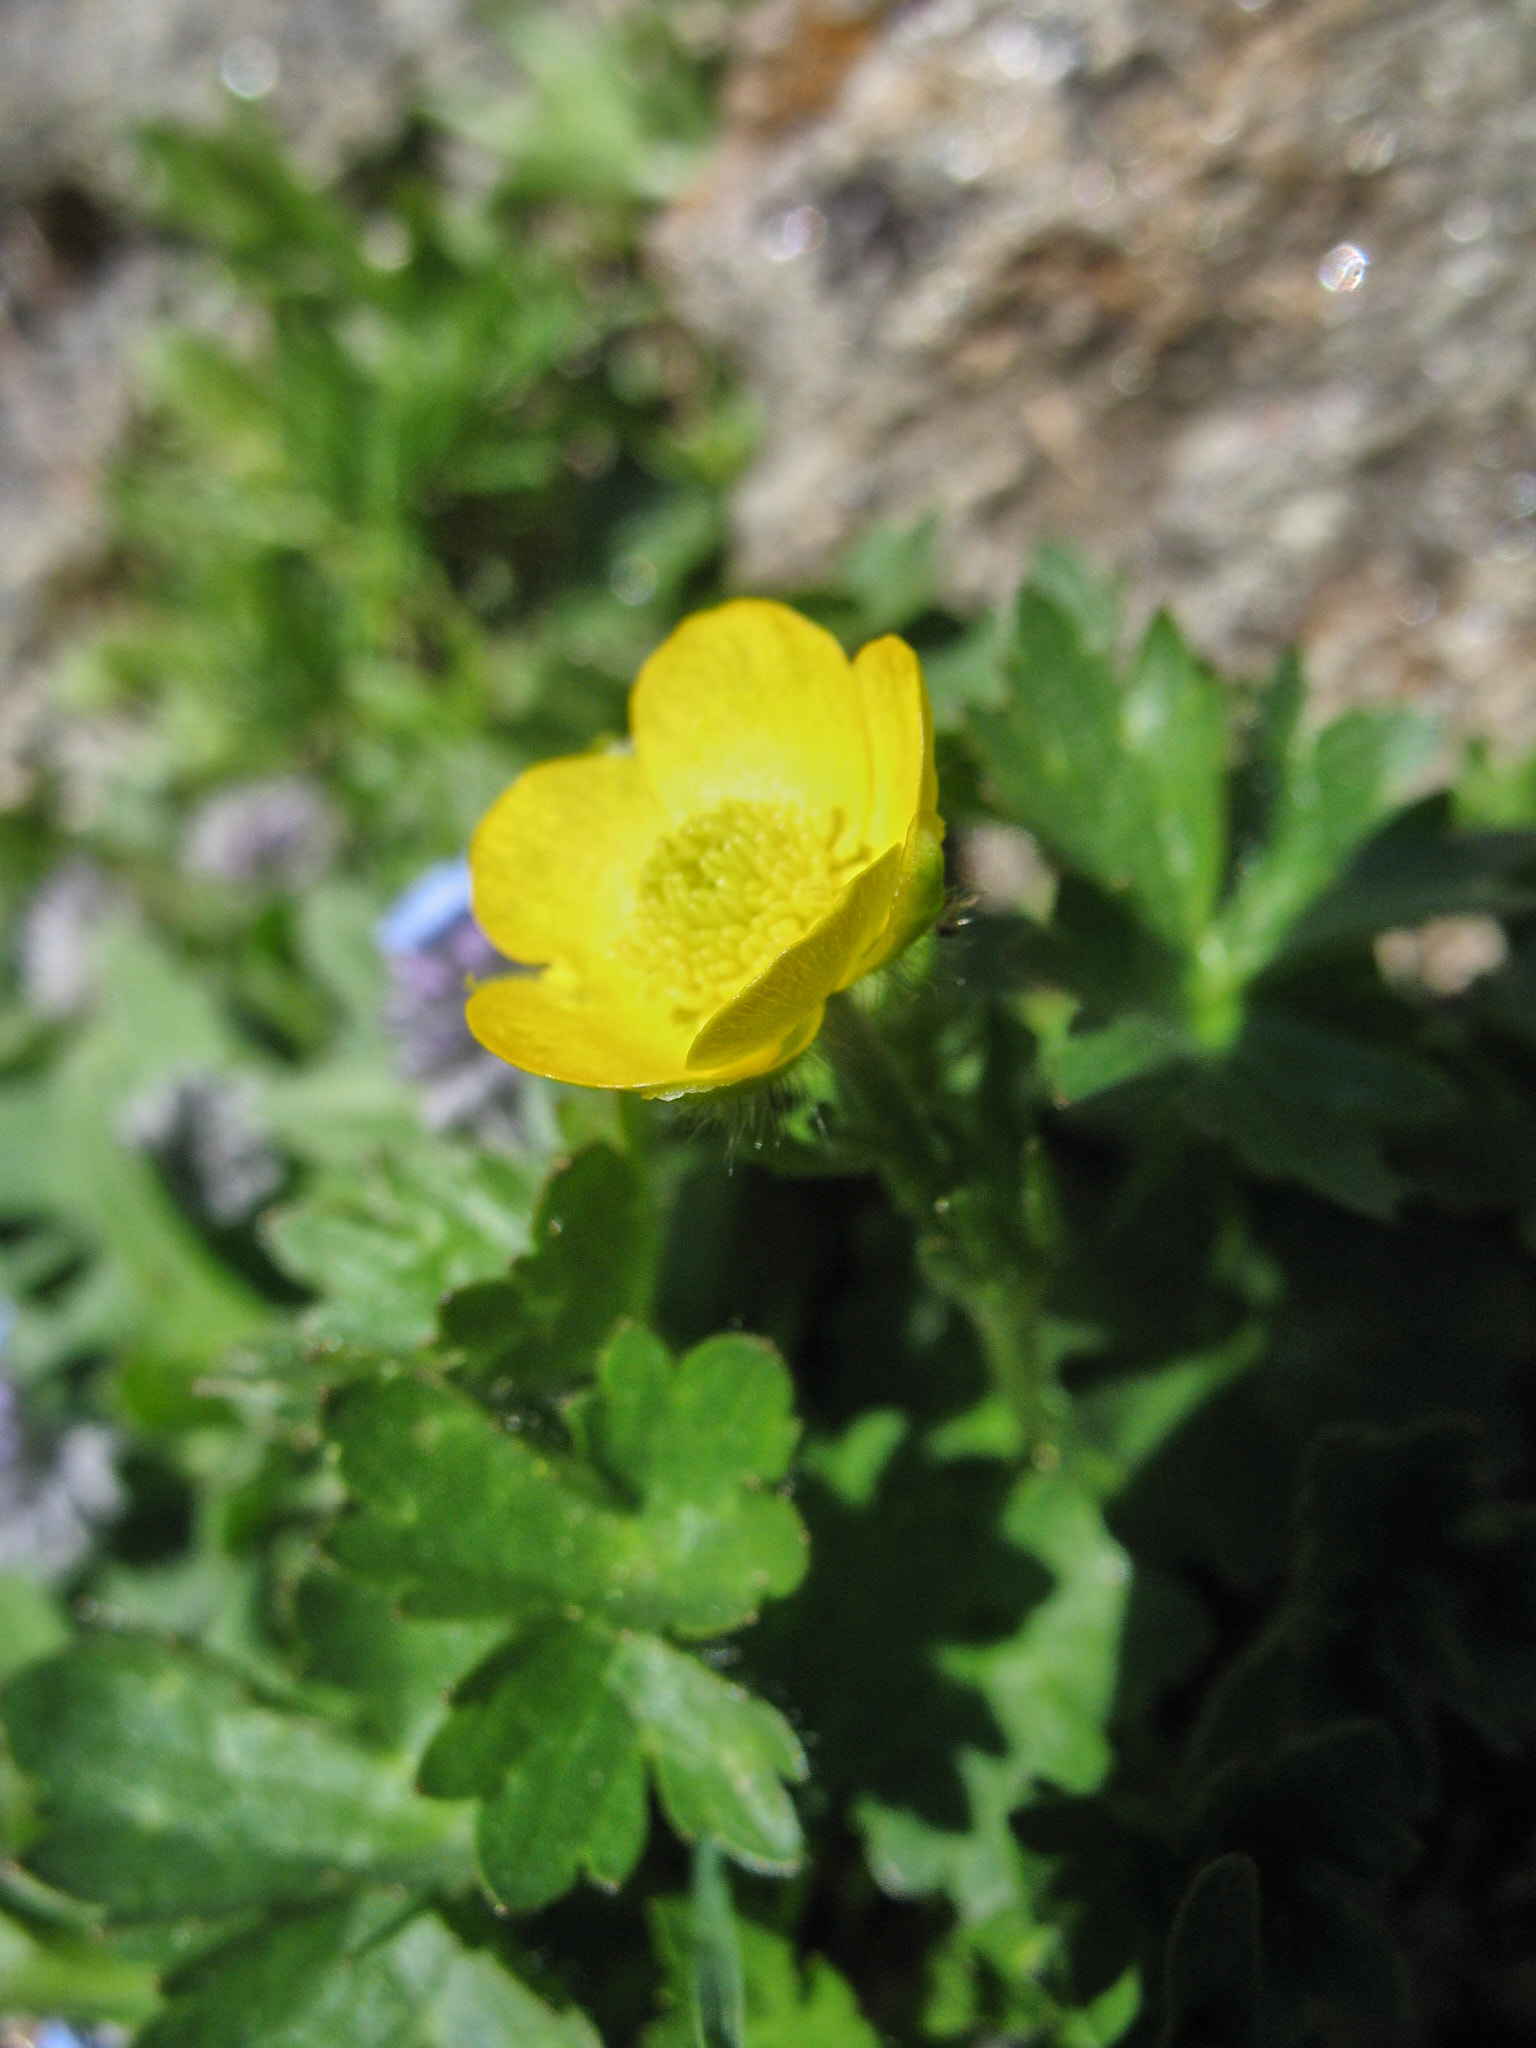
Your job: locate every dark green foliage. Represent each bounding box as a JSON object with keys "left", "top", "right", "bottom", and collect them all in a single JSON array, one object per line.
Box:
[
  {"left": 744, "top": 1428, "right": 1052, "bottom": 1827},
  {"left": 1014, "top": 1192, "right": 1536, "bottom": 2046},
  {"left": 1161, "top": 1855, "right": 1261, "bottom": 2048}
]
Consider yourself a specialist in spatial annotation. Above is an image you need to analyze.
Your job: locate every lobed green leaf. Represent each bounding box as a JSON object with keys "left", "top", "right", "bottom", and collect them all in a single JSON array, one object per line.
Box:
[
  {"left": 973, "top": 586, "right": 1227, "bottom": 953},
  {"left": 329, "top": 1330, "right": 806, "bottom": 1635},
  {"left": 3, "top": 1638, "right": 473, "bottom": 1921},
  {"left": 139, "top": 1894, "right": 598, "bottom": 2048}
]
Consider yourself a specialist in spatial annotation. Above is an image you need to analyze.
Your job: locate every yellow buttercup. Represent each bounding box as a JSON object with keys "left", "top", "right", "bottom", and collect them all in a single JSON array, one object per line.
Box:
[{"left": 466, "top": 599, "right": 945, "bottom": 1094}]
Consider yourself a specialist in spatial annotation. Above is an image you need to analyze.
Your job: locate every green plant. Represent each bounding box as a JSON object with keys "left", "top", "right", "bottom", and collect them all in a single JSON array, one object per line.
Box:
[{"left": 8, "top": 15, "right": 1536, "bottom": 2047}]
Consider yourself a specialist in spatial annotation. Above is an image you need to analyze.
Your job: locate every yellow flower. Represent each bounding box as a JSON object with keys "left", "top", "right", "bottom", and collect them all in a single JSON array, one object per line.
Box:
[{"left": 466, "top": 599, "right": 945, "bottom": 1094}]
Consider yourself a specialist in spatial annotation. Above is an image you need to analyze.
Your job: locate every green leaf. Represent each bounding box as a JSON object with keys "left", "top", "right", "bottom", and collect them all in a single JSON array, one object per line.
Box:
[
  {"left": 591, "top": 1326, "right": 799, "bottom": 1498},
  {"left": 1189, "top": 1072, "right": 1400, "bottom": 1217},
  {"left": 1119, "top": 613, "right": 1228, "bottom": 942},
  {"left": 1281, "top": 803, "right": 1536, "bottom": 956},
  {"left": 1040, "top": 1013, "right": 1192, "bottom": 1106},
  {"left": 0, "top": 1077, "right": 55, "bottom": 1215},
  {"left": 439, "top": 1145, "right": 653, "bottom": 1396},
  {"left": 1457, "top": 732, "right": 1536, "bottom": 826},
  {"left": 1186, "top": 1009, "right": 1461, "bottom": 1215},
  {"left": 688, "top": 1838, "right": 746, "bottom": 2048},
  {"left": 644, "top": 1900, "right": 880, "bottom": 2048},
  {"left": 451, "top": 11, "right": 708, "bottom": 204},
  {"left": 748, "top": 1430, "right": 1050, "bottom": 1881},
  {"left": 2, "top": 1638, "right": 472, "bottom": 1919},
  {"left": 844, "top": 1385, "right": 1211, "bottom": 1930},
  {"left": 139, "top": 120, "right": 358, "bottom": 280},
  {"left": 860, "top": 1467, "right": 1132, "bottom": 1916},
  {"left": 0, "top": 1573, "right": 70, "bottom": 1684},
  {"left": 0, "top": 926, "right": 271, "bottom": 1378},
  {"left": 1178, "top": 1721, "right": 1418, "bottom": 2039},
  {"left": 0, "top": 1909, "right": 161, "bottom": 2029},
  {"left": 991, "top": 876, "right": 1185, "bottom": 1028},
  {"left": 823, "top": 516, "right": 940, "bottom": 640},
  {"left": 292, "top": 1566, "right": 503, "bottom": 1754},
  {"left": 1194, "top": 1720, "right": 1419, "bottom": 1885},
  {"left": 334, "top": 1329, "right": 808, "bottom": 1909},
  {"left": 421, "top": 1620, "right": 646, "bottom": 1912},
  {"left": 1031, "top": 543, "right": 1121, "bottom": 658},
  {"left": 140, "top": 1895, "right": 599, "bottom": 2048},
  {"left": 264, "top": 1140, "right": 536, "bottom": 1348},
  {"left": 973, "top": 583, "right": 1227, "bottom": 951},
  {"left": 1290, "top": 1420, "right": 1536, "bottom": 1765},
  {"left": 329, "top": 1330, "right": 807, "bottom": 1635},
  {"left": 921, "top": 610, "right": 1010, "bottom": 727},
  {"left": 611, "top": 1633, "right": 807, "bottom": 1874},
  {"left": 421, "top": 1620, "right": 805, "bottom": 1909},
  {"left": 329, "top": 1373, "right": 619, "bottom": 1619},
  {"left": 1229, "top": 648, "right": 1302, "bottom": 864},
  {"left": 1236, "top": 1012, "right": 1459, "bottom": 1124},
  {"left": 1196, "top": 706, "right": 1438, "bottom": 1008}
]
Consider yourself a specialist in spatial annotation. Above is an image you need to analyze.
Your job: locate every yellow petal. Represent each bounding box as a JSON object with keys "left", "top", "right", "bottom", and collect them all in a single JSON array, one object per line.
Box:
[
  {"left": 845, "top": 814, "right": 947, "bottom": 983},
  {"left": 631, "top": 601, "right": 874, "bottom": 839},
  {"left": 687, "top": 844, "right": 904, "bottom": 1072},
  {"left": 468, "top": 968, "right": 821, "bottom": 1094},
  {"left": 466, "top": 970, "right": 694, "bottom": 1092},
  {"left": 851, "top": 634, "right": 936, "bottom": 853},
  {"left": 469, "top": 750, "right": 663, "bottom": 977}
]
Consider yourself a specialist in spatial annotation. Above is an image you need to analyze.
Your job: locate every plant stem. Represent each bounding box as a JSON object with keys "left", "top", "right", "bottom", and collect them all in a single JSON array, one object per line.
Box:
[{"left": 691, "top": 1837, "right": 745, "bottom": 2048}]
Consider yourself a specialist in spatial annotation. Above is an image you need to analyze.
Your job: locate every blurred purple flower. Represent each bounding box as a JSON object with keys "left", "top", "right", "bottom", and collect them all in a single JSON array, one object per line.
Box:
[
  {"left": 13, "top": 860, "right": 123, "bottom": 1018},
  {"left": 122, "top": 1073, "right": 284, "bottom": 1226},
  {"left": 377, "top": 859, "right": 532, "bottom": 1145},
  {"left": 181, "top": 776, "right": 342, "bottom": 888},
  {"left": 0, "top": 1335, "right": 123, "bottom": 2048},
  {"left": 0, "top": 1319, "right": 121, "bottom": 1582}
]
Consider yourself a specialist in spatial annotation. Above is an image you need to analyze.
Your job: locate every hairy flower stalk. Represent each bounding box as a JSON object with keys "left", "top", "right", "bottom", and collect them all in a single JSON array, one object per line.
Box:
[{"left": 466, "top": 600, "right": 945, "bottom": 1093}]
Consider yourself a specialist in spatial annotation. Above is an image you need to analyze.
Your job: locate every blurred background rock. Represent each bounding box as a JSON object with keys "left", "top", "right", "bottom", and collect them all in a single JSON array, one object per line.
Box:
[{"left": 655, "top": 0, "right": 1536, "bottom": 743}]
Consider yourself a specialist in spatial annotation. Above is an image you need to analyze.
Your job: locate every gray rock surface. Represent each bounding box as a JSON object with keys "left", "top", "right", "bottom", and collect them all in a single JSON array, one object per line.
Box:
[
  {"left": 657, "top": 0, "right": 1536, "bottom": 742},
  {"left": 0, "top": 0, "right": 494, "bottom": 194}
]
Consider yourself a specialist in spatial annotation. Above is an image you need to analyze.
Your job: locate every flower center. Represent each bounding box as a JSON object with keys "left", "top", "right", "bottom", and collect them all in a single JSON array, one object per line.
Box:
[{"left": 626, "top": 799, "right": 863, "bottom": 1021}]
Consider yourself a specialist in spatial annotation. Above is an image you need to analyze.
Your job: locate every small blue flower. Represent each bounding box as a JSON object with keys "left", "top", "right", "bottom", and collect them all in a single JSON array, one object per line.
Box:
[
  {"left": 375, "top": 858, "right": 475, "bottom": 956},
  {"left": 377, "top": 860, "right": 533, "bottom": 1144},
  {"left": 31, "top": 2026, "right": 130, "bottom": 2048}
]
